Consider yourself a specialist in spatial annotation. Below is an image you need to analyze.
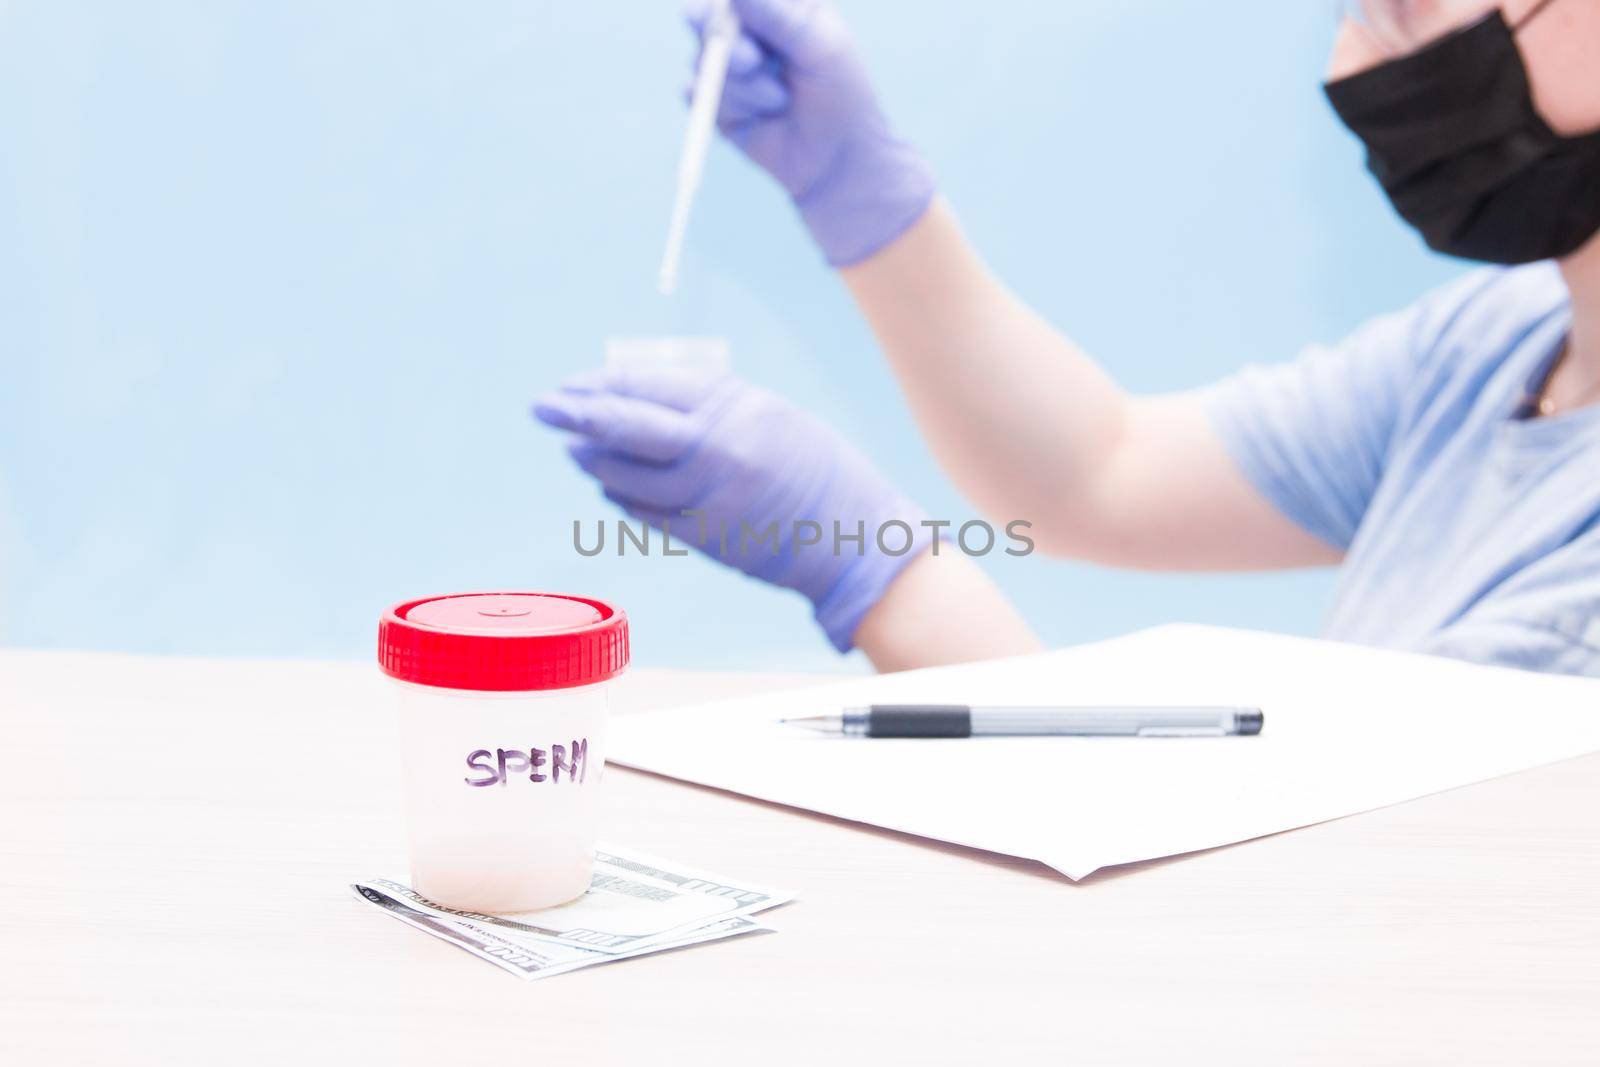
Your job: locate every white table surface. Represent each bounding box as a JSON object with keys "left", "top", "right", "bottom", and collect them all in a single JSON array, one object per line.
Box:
[{"left": 3, "top": 648, "right": 1598, "bottom": 1065}]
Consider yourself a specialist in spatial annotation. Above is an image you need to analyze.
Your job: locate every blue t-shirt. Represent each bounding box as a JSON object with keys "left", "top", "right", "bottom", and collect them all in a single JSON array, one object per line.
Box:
[{"left": 1204, "top": 264, "right": 1600, "bottom": 677}]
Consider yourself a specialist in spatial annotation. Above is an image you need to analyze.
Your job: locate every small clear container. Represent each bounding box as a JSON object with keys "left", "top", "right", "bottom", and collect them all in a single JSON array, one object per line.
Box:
[
  {"left": 605, "top": 336, "right": 730, "bottom": 377},
  {"left": 377, "top": 592, "right": 629, "bottom": 913}
]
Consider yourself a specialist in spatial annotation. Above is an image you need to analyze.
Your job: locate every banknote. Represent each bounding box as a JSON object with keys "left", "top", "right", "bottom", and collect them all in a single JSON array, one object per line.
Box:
[
  {"left": 355, "top": 844, "right": 793, "bottom": 954},
  {"left": 353, "top": 844, "right": 794, "bottom": 979},
  {"left": 354, "top": 882, "right": 771, "bottom": 981}
]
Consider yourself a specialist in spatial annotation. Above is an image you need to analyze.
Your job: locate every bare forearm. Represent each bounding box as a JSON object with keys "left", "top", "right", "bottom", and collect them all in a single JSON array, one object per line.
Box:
[
  {"left": 852, "top": 548, "right": 1042, "bottom": 673},
  {"left": 842, "top": 198, "right": 1130, "bottom": 552},
  {"left": 840, "top": 199, "right": 1338, "bottom": 572}
]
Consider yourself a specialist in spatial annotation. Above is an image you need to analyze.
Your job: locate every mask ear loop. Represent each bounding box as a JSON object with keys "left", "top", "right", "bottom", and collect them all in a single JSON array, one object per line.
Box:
[
  {"left": 1510, "top": 0, "right": 1576, "bottom": 414},
  {"left": 1512, "top": 0, "right": 1562, "bottom": 32}
]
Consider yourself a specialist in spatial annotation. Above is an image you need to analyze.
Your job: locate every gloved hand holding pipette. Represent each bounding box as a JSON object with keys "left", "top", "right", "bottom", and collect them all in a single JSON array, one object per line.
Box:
[
  {"left": 533, "top": 367, "right": 933, "bottom": 652},
  {"left": 683, "top": 0, "right": 935, "bottom": 267}
]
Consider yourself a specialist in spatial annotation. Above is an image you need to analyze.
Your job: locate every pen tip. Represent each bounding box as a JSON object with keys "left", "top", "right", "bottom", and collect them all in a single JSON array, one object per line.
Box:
[{"left": 778, "top": 715, "right": 838, "bottom": 734}]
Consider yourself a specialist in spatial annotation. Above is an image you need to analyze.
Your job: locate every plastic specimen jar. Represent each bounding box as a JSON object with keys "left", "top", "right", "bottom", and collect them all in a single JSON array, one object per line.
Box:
[
  {"left": 605, "top": 336, "right": 730, "bottom": 377},
  {"left": 377, "top": 592, "right": 629, "bottom": 913}
]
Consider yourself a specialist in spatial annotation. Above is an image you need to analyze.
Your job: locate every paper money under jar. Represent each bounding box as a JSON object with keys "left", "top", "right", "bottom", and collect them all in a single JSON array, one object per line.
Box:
[{"left": 353, "top": 845, "right": 795, "bottom": 981}]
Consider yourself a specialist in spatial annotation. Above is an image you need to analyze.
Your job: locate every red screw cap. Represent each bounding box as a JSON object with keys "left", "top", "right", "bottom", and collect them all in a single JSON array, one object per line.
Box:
[{"left": 378, "top": 592, "right": 629, "bottom": 692}]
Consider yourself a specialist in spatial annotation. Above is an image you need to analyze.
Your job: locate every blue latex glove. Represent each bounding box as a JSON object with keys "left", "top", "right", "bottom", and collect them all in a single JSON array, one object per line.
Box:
[
  {"left": 683, "top": 0, "right": 936, "bottom": 267},
  {"left": 533, "top": 367, "right": 932, "bottom": 651}
]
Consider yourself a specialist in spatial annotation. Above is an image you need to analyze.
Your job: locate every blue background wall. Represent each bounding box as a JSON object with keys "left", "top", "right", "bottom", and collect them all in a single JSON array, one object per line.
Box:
[{"left": 0, "top": 1, "right": 1463, "bottom": 672}]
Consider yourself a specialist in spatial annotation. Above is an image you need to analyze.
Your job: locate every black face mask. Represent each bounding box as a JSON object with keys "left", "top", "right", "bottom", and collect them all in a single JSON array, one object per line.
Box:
[{"left": 1324, "top": 3, "right": 1600, "bottom": 265}]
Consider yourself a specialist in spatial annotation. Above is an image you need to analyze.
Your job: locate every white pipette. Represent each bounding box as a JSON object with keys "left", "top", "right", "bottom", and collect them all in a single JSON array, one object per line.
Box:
[{"left": 657, "top": 0, "right": 739, "bottom": 296}]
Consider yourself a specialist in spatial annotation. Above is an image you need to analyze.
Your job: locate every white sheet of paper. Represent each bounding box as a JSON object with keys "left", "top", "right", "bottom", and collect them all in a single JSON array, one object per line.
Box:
[{"left": 608, "top": 626, "right": 1600, "bottom": 879}]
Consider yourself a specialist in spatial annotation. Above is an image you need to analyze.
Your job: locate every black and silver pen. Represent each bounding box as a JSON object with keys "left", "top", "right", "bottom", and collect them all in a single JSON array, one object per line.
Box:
[{"left": 780, "top": 704, "right": 1264, "bottom": 738}]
